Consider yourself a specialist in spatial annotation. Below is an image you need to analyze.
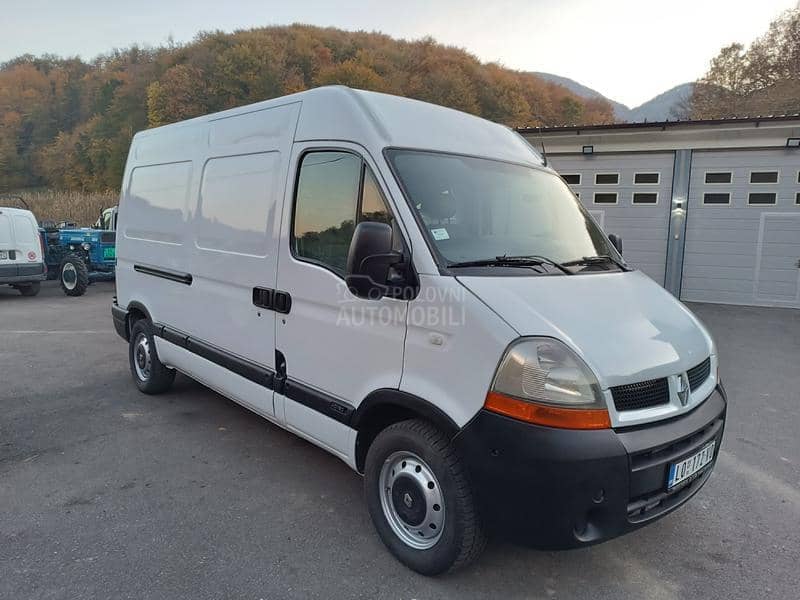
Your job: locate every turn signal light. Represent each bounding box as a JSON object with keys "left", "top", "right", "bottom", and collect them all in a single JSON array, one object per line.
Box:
[{"left": 484, "top": 391, "right": 611, "bottom": 430}]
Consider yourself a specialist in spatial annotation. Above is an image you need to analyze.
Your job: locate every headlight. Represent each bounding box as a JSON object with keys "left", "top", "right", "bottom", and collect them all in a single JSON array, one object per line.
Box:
[
  {"left": 485, "top": 337, "right": 610, "bottom": 429},
  {"left": 81, "top": 242, "right": 91, "bottom": 251}
]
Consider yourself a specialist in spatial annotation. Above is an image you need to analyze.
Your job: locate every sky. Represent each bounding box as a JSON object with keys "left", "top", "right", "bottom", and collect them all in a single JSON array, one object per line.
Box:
[{"left": 1, "top": 0, "right": 797, "bottom": 107}]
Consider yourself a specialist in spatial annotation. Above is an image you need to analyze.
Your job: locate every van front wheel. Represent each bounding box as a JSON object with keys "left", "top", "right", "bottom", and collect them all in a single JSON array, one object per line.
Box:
[
  {"left": 129, "top": 319, "right": 175, "bottom": 394},
  {"left": 364, "top": 419, "right": 486, "bottom": 575}
]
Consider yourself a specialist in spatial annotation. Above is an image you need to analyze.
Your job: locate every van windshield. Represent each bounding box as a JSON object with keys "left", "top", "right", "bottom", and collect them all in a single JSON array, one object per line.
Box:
[{"left": 387, "top": 149, "right": 617, "bottom": 270}]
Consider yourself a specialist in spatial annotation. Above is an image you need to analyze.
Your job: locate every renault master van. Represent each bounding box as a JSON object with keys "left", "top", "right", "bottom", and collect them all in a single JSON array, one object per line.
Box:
[
  {"left": 112, "top": 86, "right": 726, "bottom": 575},
  {"left": 0, "top": 206, "right": 46, "bottom": 296}
]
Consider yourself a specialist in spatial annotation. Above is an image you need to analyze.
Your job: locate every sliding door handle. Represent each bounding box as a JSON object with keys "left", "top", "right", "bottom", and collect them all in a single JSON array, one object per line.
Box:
[{"left": 252, "top": 287, "right": 291, "bottom": 314}]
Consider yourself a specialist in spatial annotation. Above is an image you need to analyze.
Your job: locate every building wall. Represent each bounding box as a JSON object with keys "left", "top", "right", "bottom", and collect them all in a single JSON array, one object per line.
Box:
[
  {"left": 523, "top": 119, "right": 800, "bottom": 308},
  {"left": 548, "top": 153, "right": 674, "bottom": 285}
]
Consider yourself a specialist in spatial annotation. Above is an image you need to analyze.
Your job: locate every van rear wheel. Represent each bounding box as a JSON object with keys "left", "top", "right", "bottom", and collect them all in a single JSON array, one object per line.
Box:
[
  {"left": 129, "top": 319, "right": 175, "bottom": 394},
  {"left": 17, "top": 282, "right": 41, "bottom": 296},
  {"left": 364, "top": 419, "right": 487, "bottom": 575}
]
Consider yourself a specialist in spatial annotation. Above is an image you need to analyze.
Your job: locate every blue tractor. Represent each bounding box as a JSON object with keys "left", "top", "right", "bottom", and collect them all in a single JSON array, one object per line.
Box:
[{"left": 39, "top": 208, "right": 117, "bottom": 296}]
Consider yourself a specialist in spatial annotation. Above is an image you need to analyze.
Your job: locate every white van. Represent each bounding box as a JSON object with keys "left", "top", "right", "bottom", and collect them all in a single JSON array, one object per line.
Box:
[
  {"left": 112, "top": 86, "right": 726, "bottom": 575},
  {"left": 0, "top": 206, "right": 46, "bottom": 296}
]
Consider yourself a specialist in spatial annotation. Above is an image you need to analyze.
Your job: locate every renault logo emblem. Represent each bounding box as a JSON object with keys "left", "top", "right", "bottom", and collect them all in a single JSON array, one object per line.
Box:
[
  {"left": 403, "top": 492, "right": 413, "bottom": 508},
  {"left": 677, "top": 372, "right": 690, "bottom": 406}
]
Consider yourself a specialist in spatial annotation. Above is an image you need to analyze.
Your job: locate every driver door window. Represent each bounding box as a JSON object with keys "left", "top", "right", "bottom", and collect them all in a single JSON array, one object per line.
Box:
[{"left": 292, "top": 151, "right": 390, "bottom": 275}]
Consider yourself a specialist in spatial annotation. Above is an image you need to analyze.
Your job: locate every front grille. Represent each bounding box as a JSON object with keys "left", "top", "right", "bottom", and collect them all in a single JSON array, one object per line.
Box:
[
  {"left": 611, "top": 377, "right": 669, "bottom": 412},
  {"left": 100, "top": 231, "right": 116, "bottom": 244},
  {"left": 687, "top": 357, "right": 711, "bottom": 391}
]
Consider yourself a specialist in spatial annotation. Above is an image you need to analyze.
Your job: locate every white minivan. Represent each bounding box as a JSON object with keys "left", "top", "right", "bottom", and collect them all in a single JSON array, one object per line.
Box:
[
  {"left": 0, "top": 206, "right": 46, "bottom": 296},
  {"left": 112, "top": 86, "right": 726, "bottom": 575}
]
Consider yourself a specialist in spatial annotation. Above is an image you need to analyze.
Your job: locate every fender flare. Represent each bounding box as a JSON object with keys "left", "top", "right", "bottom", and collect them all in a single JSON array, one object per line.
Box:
[
  {"left": 351, "top": 389, "right": 461, "bottom": 472},
  {"left": 125, "top": 300, "right": 152, "bottom": 323},
  {"left": 352, "top": 388, "right": 460, "bottom": 435}
]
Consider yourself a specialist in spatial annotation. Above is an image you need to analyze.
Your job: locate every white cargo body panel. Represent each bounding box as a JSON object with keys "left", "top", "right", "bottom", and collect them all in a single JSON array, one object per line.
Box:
[{"left": 119, "top": 102, "right": 302, "bottom": 379}]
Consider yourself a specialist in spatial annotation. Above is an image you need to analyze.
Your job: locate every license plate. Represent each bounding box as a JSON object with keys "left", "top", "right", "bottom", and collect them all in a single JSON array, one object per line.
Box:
[
  {"left": 0, "top": 250, "right": 7, "bottom": 260},
  {"left": 667, "top": 440, "right": 716, "bottom": 489},
  {"left": 103, "top": 247, "right": 116, "bottom": 259}
]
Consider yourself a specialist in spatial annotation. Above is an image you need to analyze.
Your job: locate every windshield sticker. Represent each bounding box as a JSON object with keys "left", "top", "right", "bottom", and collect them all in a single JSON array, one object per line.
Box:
[{"left": 431, "top": 228, "right": 450, "bottom": 241}]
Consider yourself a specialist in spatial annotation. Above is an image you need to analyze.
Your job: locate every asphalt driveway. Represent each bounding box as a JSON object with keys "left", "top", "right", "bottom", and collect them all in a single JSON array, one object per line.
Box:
[{"left": 0, "top": 282, "right": 797, "bottom": 599}]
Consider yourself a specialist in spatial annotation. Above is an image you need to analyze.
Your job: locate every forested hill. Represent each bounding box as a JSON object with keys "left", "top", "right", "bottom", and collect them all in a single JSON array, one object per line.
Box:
[{"left": 0, "top": 24, "right": 614, "bottom": 192}]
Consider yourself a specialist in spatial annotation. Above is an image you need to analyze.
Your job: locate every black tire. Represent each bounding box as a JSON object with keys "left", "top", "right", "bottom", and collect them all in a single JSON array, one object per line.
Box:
[
  {"left": 128, "top": 319, "right": 176, "bottom": 394},
  {"left": 59, "top": 254, "right": 89, "bottom": 296},
  {"left": 364, "top": 419, "right": 487, "bottom": 575},
  {"left": 17, "top": 281, "right": 41, "bottom": 296}
]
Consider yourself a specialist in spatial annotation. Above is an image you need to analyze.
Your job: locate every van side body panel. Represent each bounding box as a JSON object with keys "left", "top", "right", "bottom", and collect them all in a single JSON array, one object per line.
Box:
[
  {"left": 117, "top": 102, "right": 302, "bottom": 421},
  {"left": 399, "top": 275, "right": 517, "bottom": 428},
  {"left": 115, "top": 87, "right": 541, "bottom": 469},
  {"left": 155, "top": 337, "right": 277, "bottom": 422}
]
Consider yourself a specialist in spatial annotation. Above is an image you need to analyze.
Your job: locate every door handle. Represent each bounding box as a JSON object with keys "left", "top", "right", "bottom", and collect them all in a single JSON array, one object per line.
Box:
[
  {"left": 252, "top": 287, "right": 291, "bottom": 314},
  {"left": 273, "top": 291, "right": 292, "bottom": 314},
  {"left": 252, "top": 287, "right": 273, "bottom": 309}
]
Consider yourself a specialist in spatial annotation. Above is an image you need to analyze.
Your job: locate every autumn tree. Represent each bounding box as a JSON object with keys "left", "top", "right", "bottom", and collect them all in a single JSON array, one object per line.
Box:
[
  {"left": 0, "top": 24, "right": 614, "bottom": 193},
  {"left": 691, "top": 8, "right": 800, "bottom": 118}
]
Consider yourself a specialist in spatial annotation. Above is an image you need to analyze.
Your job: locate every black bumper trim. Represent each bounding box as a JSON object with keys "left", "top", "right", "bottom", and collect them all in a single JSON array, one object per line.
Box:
[
  {"left": 152, "top": 322, "right": 275, "bottom": 390},
  {"left": 139, "top": 319, "right": 354, "bottom": 425},
  {"left": 455, "top": 385, "right": 727, "bottom": 549},
  {"left": 0, "top": 273, "right": 47, "bottom": 284},
  {"left": 284, "top": 378, "right": 354, "bottom": 425},
  {"left": 0, "top": 262, "right": 46, "bottom": 283},
  {"left": 111, "top": 302, "right": 129, "bottom": 341}
]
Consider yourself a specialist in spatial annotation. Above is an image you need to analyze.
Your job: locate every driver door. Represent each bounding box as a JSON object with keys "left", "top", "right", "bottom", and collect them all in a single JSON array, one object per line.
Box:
[{"left": 274, "top": 143, "right": 409, "bottom": 457}]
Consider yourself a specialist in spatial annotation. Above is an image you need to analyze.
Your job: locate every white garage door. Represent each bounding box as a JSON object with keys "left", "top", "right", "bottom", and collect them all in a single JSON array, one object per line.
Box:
[
  {"left": 550, "top": 153, "right": 674, "bottom": 284},
  {"left": 681, "top": 149, "right": 800, "bottom": 308}
]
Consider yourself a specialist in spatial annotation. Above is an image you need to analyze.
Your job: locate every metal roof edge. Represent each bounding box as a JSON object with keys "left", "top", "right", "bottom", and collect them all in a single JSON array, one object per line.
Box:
[{"left": 517, "top": 114, "right": 800, "bottom": 134}]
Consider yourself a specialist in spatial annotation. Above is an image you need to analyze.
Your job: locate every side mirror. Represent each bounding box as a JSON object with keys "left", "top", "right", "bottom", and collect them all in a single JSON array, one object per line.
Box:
[
  {"left": 608, "top": 233, "right": 623, "bottom": 255},
  {"left": 346, "top": 222, "right": 403, "bottom": 299}
]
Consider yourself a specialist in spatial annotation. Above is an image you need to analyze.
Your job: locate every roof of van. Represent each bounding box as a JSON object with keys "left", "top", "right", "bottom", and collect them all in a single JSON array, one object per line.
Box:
[
  {"left": 132, "top": 86, "right": 543, "bottom": 166},
  {"left": 0, "top": 207, "right": 36, "bottom": 218}
]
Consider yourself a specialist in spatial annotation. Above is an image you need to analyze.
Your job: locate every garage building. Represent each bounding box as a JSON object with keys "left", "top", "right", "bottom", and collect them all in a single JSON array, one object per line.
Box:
[{"left": 519, "top": 116, "right": 800, "bottom": 308}]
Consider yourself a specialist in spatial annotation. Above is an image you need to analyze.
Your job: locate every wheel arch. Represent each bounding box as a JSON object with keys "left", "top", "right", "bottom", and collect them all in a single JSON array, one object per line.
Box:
[
  {"left": 122, "top": 300, "right": 153, "bottom": 339},
  {"left": 352, "top": 389, "right": 461, "bottom": 473}
]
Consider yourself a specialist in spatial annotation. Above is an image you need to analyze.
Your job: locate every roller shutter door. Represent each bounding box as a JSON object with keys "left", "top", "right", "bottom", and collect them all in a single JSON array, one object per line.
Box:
[
  {"left": 681, "top": 149, "right": 800, "bottom": 308},
  {"left": 550, "top": 153, "right": 674, "bottom": 285}
]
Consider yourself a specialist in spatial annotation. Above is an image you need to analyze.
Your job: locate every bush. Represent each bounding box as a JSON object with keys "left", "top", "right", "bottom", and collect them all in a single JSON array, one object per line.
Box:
[{"left": 9, "top": 189, "right": 117, "bottom": 226}]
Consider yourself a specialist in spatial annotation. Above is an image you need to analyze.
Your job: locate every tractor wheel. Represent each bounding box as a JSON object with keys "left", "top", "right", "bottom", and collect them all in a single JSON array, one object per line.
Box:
[
  {"left": 17, "top": 282, "right": 41, "bottom": 297},
  {"left": 59, "top": 254, "right": 89, "bottom": 296}
]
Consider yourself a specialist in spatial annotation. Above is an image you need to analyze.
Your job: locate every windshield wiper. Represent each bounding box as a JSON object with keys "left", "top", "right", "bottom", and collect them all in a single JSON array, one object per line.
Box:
[
  {"left": 561, "top": 255, "right": 630, "bottom": 271},
  {"left": 448, "top": 255, "right": 573, "bottom": 275}
]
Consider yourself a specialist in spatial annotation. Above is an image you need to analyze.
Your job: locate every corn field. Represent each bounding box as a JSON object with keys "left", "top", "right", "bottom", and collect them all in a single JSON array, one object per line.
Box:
[{"left": 4, "top": 190, "right": 118, "bottom": 227}]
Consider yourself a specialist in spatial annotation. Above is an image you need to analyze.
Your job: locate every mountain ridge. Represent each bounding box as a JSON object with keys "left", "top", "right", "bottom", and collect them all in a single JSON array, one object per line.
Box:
[{"left": 532, "top": 72, "right": 693, "bottom": 122}]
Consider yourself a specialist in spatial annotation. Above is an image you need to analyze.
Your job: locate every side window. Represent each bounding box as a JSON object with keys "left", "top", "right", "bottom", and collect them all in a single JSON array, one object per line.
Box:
[
  {"left": 360, "top": 167, "right": 391, "bottom": 224},
  {"left": 293, "top": 151, "right": 392, "bottom": 275}
]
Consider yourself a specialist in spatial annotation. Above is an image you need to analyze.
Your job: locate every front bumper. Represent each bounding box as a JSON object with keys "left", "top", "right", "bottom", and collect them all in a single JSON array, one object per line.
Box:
[{"left": 455, "top": 385, "right": 727, "bottom": 549}]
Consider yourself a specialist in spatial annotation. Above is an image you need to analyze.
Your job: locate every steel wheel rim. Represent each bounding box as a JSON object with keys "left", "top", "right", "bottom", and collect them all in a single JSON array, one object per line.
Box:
[
  {"left": 62, "top": 263, "right": 77, "bottom": 290},
  {"left": 133, "top": 333, "right": 152, "bottom": 381},
  {"left": 379, "top": 451, "right": 445, "bottom": 550}
]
